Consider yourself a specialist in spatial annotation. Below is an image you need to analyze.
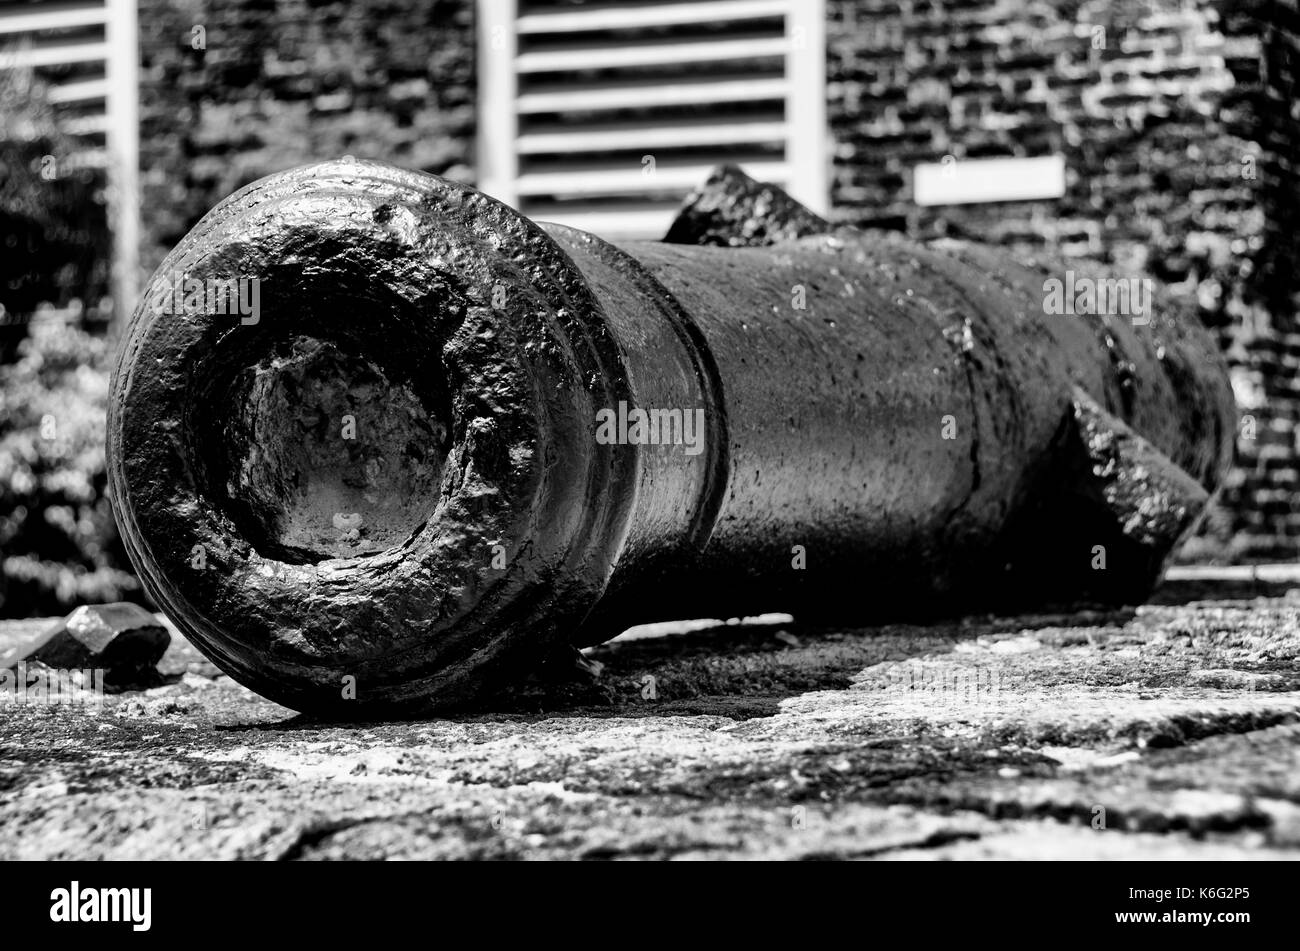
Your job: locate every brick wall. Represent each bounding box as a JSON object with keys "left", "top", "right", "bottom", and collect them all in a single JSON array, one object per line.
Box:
[
  {"left": 827, "top": 0, "right": 1300, "bottom": 561},
  {"left": 1214, "top": 0, "right": 1300, "bottom": 558},
  {"left": 137, "top": 0, "right": 475, "bottom": 275}
]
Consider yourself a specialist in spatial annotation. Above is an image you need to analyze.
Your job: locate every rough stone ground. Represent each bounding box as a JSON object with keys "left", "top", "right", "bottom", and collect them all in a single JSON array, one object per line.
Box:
[{"left": 3, "top": 571, "right": 1300, "bottom": 860}]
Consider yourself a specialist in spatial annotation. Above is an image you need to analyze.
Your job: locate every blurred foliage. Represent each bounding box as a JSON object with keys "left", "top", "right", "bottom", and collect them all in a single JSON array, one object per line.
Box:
[
  {"left": 0, "top": 62, "right": 133, "bottom": 618},
  {"left": 0, "top": 318, "right": 140, "bottom": 617},
  {"left": 0, "top": 65, "right": 112, "bottom": 359}
]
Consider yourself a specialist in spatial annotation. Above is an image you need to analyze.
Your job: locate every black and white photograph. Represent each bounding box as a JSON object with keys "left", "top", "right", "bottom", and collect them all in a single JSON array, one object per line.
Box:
[{"left": 0, "top": 0, "right": 1295, "bottom": 914}]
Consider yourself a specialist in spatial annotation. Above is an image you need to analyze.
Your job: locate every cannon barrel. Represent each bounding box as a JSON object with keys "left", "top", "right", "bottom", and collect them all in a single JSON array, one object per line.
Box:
[{"left": 107, "top": 161, "right": 1235, "bottom": 713}]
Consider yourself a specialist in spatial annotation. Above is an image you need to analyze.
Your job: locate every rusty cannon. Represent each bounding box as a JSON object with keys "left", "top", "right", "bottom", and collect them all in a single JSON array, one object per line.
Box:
[{"left": 107, "top": 161, "right": 1236, "bottom": 714}]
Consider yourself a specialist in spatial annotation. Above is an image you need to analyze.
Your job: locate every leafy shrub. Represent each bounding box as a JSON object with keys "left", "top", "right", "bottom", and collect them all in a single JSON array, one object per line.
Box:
[{"left": 0, "top": 318, "right": 140, "bottom": 617}]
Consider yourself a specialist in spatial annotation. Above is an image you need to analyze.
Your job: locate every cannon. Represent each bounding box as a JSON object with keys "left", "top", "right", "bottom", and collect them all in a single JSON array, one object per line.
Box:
[{"left": 107, "top": 161, "right": 1235, "bottom": 714}]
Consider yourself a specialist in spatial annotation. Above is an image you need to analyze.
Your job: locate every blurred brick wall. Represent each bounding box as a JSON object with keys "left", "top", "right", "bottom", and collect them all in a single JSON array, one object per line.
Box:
[
  {"left": 137, "top": 0, "right": 475, "bottom": 275},
  {"left": 1215, "top": 0, "right": 1300, "bottom": 559},
  {"left": 827, "top": 0, "right": 1300, "bottom": 561}
]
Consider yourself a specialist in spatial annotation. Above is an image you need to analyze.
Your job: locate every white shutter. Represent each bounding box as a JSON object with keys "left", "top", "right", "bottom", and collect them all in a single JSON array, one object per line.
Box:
[
  {"left": 0, "top": 0, "right": 139, "bottom": 318},
  {"left": 477, "top": 0, "right": 827, "bottom": 240}
]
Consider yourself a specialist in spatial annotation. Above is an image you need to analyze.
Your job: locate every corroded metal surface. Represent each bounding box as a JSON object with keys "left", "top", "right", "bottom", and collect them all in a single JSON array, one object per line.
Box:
[
  {"left": 663, "top": 163, "right": 831, "bottom": 247},
  {"left": 107, "top": 160, "right": 1235, "bottom": 714}
]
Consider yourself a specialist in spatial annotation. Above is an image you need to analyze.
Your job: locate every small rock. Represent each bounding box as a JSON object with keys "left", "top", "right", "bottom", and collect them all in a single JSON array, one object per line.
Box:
[
  {"left": 18, "top": 603, "right": 170, "bottom": 687},
  {"left": 663, "top": 164, "right": 830, "bottom": 247}
]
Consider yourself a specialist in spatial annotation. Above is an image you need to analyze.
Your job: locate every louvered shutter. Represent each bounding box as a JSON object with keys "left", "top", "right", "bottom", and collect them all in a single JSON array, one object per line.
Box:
[
  {"left": 0, "top": 0, "right": 139, "bottom": 318},
  {"left": 476, "top": 0, "right": 827, "bottom": 240}
]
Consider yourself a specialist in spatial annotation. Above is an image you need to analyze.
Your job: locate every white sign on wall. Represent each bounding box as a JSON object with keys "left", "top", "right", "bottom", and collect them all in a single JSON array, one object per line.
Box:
[{"left": 914, "top": 154, "right": 1066, "bottom": 206}]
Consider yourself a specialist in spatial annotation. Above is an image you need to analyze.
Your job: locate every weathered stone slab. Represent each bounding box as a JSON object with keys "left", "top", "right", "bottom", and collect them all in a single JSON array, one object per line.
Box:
[{"left": 0, "top": 591, "right": 1297, "bottom": 859}]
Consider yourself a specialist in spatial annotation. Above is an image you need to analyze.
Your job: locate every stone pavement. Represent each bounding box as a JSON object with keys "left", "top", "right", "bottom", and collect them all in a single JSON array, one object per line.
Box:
[{"left": 2, "top": 572, "right": 1299, "bottom": 860}]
